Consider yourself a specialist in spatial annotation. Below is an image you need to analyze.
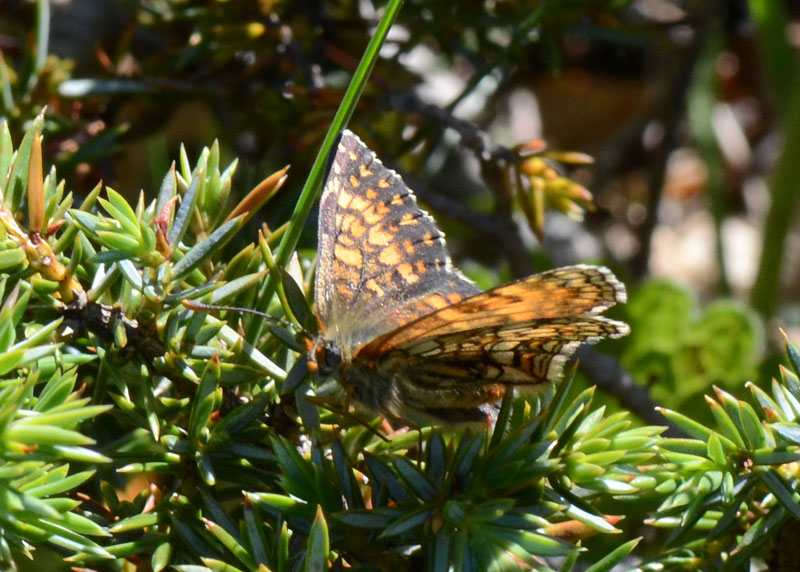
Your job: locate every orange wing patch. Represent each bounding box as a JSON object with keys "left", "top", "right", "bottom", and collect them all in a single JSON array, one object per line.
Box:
[{"left": 357, "top": 265, "right": 627, "bottom": 355}]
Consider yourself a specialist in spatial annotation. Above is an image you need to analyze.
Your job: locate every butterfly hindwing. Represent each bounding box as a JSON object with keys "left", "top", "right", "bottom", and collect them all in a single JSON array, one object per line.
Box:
[{"left": 356, "top": 265, "right": 628, "bottom": 357}]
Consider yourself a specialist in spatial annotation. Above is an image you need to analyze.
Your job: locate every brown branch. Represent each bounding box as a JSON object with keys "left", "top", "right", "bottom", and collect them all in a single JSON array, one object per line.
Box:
[{"left": 575, "top": 346, "right": 683, "bottom": 435}]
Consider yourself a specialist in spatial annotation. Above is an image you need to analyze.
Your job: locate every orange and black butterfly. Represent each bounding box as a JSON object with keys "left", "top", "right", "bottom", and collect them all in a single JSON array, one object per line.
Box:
[{"left": 313, "top": 131, "right": 629, "bottom": 423}]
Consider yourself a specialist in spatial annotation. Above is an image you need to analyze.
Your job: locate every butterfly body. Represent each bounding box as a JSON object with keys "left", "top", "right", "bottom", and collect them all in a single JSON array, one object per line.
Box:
[{"left": 314, "top": 131, "right": 629, "bottom": 423}]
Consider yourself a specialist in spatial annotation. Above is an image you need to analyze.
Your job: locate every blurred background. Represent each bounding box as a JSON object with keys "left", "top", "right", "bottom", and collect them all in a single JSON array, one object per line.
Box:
[{"left": 1, "top": 0, "right": 798, "bottom": 420}]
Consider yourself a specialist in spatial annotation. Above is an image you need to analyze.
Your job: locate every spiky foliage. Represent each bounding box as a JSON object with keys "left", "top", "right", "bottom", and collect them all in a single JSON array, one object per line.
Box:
[
  {"left": 643, "top": 340, "right": 800, "bottom": 571},
  {"left": 3, "top": 103, "right": 800, "bottom": 572}
]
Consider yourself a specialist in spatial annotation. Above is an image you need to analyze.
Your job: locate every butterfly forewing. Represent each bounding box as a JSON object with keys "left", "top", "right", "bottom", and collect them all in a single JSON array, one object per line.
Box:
[{"left": 315, "top": 132, "right": 478, "bottom": 351}]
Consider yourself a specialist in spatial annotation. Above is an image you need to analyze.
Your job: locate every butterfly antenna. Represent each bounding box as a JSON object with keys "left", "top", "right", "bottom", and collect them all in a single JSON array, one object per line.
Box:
[{"left": 182, "top": 299, "right": 297, "bottom": 330}]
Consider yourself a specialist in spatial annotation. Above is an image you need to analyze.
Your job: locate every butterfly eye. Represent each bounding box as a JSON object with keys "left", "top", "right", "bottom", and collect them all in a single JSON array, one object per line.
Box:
[{"left": 315, "top": 342, "right": 342, "bottom": 377}]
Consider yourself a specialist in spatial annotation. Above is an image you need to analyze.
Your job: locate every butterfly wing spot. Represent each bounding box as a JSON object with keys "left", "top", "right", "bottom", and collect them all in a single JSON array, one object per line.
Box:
[
  {"left": 361, "top": 204, "right": 390, "bottom": 226},
  {"left": 445, "top": 290, "right": 463, "bottom": 305},
  {"left": 342, "top": 215, "right": 367, "bottom": 239},
  {"left": 336, "top": 187, "right": 353, "bottom": 209},
  {"left": 334, "top": 244, "right": 363, "bottom": 268},
  {"left": 490, "top": 340, "right": 517, "bottom": 352},
  {"left": 365, "top": 279, "right": 385, "bottom": 297},
  {"left": 368, "top": 225, "right": 395, "bottom": 246},
  {"left": 396, "top": 262, "right": 420, "bottom": 285},
  {"left": 348, "top": 194, "right": 371, "bottom": 212},
  {"left": 378, "top": 244, "right": 402, "bottom": 266},
  {"left": 399, "top": 213, "right": 419, "bottom": 225},
  {"left": 423, "top": 294, "right": 450, "bottom": 310}
]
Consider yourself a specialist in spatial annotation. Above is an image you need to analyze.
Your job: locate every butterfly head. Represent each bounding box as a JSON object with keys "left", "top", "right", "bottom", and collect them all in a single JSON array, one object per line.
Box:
[{"left": 312, "top": 338, "right": 343, "bottom": 379}]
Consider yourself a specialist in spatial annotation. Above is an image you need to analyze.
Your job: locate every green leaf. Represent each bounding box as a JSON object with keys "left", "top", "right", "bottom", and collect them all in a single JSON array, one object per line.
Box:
[
  {"left": 749, "top": 382, "right": 784, "bottom": 421},
  {"left": 489, "top": 527, "right": 574, "bottom": 558},
  {"left": 196, "top": 451, "right": 216, "bottom": 487},
  {"left": 52, "top": 445, "right": 111, "bottom": 463},
  {"left": 658, "top": 407, "right": 734, "bottom": 449},
  {"left": 0, "top": 120, "right": 12, "bottom": 194},
  {"left": 785, "top": 335, "right": 800, "bottom": 377},
  {"left": 705, "top": 395, "right": 746, "bottom": 448},
  {"left": 774, "top": 378, "right": 800, "bottom": 420},
  {"left": 155, "top": 162, "right": 178, "bottom": 215},
  {"left": 751, "top": 447, "right": 800, "bottom": 465},
  {"left": 0, "top": 247, "right": 26, "bottom": 272},
  {"left": 99, "top": 188, "right": 142, "bottom": 240},
  {"left": 268, "top": 323, "right": 305, "bottom": 353},
  {"left": 721, "top": 505, "right": 788, "bottom": 571},
  {"left": 304, "top": 505, "right": 329, "bottom": 572},
  {"left": 365, "top": 453, "right": 411, "bottom": 504},
  {"left": 207, "top": 272, "right": 266, "bottom": 304},
  {"left": 189, "top": 357, "right": 221, "bottom": 443},
  {"left": 429, "top": 530, "right": 452, "bottom": 572},
  {"left": 241, "top": 497, "right": 270, "bottom": 566},
  {"left": 117, "top": 258, "right": 145, "bottom": 289},
  {"left": 271, "top": 436, "right": 317, "bottom": 500},
  {"left": 199, "top": 558, "right": 247, "bottom": 572},
  {"left": 6, "top": 424, "right": 93, "bottom": 446},
  {"left": 0, "top": 344, "right": 60, "bottom": 376},
  {"left": 780, "top": 365, "right": 800, "bottom": 401},
  {"left": 567, "top": 460, "right": 605, "bottom": 482},
  {"left": 109, "top": 512, "right": 160, "bottom": 533},
  {"left": 5, "top": 111, "right": 45, "bottom": 208},
  {"left": 18, "top": 404, "right": 111, "bottom": 428},
  {"left": 426, "top": 432, "right": 446, "bottom": 487},
  {"left": 584, "top": 538, "right": 641, "bottom": 572},
  {"left": 334, "top": 510, "right": 395, "bottom": 529},
  {"left": 202, "top": 518, "right": 256, "bottom": 570},
  {"left": 759, "top": 469, "right": 800, "bottom": 519},
  {"left": 32, "top": 370, "right": 75, "bottom": 413},
  {"left": 714, "top": 386, "right": 765, "bottom": 448},
  {"left": 706, "top": 433, "right": 727, "bottom": 466},
  {"left": 171, "top": 216, "right": 244, "bottom": 282},
  {"left": 151, "top": 542, "right": 173, "bottom": 572},
  {"left": 561, "top": 501, "right": 619, "bottom": 534},
  {"left": 281, "top": 268, "right": 313, "bottom": 330},
  {"left": 770, "top": 422, "right": 800, "bottom": 445},
  {"left": 380, "top": 507, "right": 433, "bottom": 538},
  {"left": 22, "top": 470, "right": 94, "bottom": 498},
  {"left": 213, "top": 393, "right": 269, "bottom": 437},
  {"left": 331, "top": 439, "right": 360, "bottom": 510},
  {"left": 393, "top": 456, "right": 436, "bottom": 501},
  {"left": 169, "top": 168, "right": 204, "bottom": 248},
  {"left": 282, "top": 358, "right": 310, "bottom": 394}
]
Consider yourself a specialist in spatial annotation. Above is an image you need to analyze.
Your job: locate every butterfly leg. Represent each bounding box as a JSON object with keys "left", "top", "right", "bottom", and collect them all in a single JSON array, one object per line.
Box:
[{"left": 379, "top": 409, "right": 425, "bottom": 462}]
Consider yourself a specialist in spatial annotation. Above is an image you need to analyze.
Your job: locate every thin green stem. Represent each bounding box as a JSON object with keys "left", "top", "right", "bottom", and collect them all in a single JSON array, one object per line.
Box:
[
  {"left": 750, "top": 82, "right": 800, "bottom": 320},
  {"left": 34, "top": 0, "right": 51, "bottom": 78},
  {"left": 747, "top": 0, "right": 800, "bottom": 320},
  {"left": 248, "top": 0, "right": 406, "bottom": 344}
]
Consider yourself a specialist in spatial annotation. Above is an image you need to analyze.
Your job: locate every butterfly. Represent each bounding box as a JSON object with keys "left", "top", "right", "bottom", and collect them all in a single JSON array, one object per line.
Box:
[{"left": 312, "top": 130, "right": 629, "bottom": 424}]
